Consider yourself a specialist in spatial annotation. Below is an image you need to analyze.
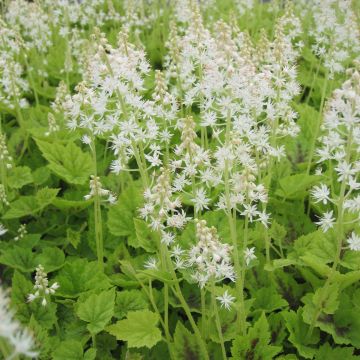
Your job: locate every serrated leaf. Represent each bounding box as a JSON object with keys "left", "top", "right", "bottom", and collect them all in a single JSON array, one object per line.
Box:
[
  {"left": 315, "top": 343, "right": 357, "bottom": 360},
  {"left": 312, "top": 283, "right": 339, "bottom": 315},
  {"left": 35, "top": 139, "right": 92, "bottom": 184},
  {"left": 0, "top": 246, "right": 36, "bottom": 272},
  {"left": 276, "top": 174, "right": 322, "bottom": 200},
  {"left": 52, "top": 340, "right": 84, "bottom": 360},
  {"left": 76, "top": 289, "right": 115, "bottom": 335},
  {"left": 283, "top": 309, "right": 320, "bottom": 359},
  {"left": 133, "top": 219, "right": 158, "bottom": 252},
  {"left": 173, "top": 321, "right": 201, "bottom": 360},
  {"left": 55, "top": 258, "right": 111, "bottom": 298},
  {"left": 67, "top": 228, "right": 81, "bottom": 249},
  {"left": 253, "top": 287, "right": 288, "bottom": 313},
  {"left": 106, "top": 310, "right": 161, "bottom": 348},
  {"left": 7, "top": 166, "right": 33, "bottom": 189},
  {"left": 107, "top": 182, "right": 142, "bottom": 239},
  {"left": 35, "top": 247, "right": 65, "bottom": 272},
  {"left": 114, "top": 290, "right": 148, "bottom": 319},
  {"left": 231, "top": 313, "right": 281, "bottom": 360},
  {"left": 3, "top": 187, "right": 59, "bottom": 219}
]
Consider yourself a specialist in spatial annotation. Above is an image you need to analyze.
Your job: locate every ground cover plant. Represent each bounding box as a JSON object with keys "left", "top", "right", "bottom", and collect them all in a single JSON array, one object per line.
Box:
[{"left": 0, "top": 0, "right": 359, "bottom": 359}]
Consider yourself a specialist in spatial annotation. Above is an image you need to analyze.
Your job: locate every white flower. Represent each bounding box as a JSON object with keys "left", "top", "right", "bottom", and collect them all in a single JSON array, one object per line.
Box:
[
  {"left": 28, "top": 265, "right": 58, "bottom": 306},
  {"left": 8, "top": 328, "right": 38, "bottom": 359},
  {"left": 315, "top": 210, "right": 335, "bottom": 232},
  {"left": 81, "top": 135, "right": 92, "bottom": 145},
  {"left": 241, "top": 204, "right": 258, "bottom": 222},
  {"left": 0, "top": 224, "right": 7, "bottom": 236},
  {"left": 161, "top": 231, "right": 175, "bottom": 246},
  {"left": 192, "top": 187, "right": 210, "bottom": 213},
  {"left": 256, "top": 211, "right": 271, "bottom": 228},
  {"left": 310, "top": 184, "right": 330, "bottom": 204},
  {"left": 144, "top": 257, "right": 157, "bottom": 270},
  {"left": 216, "top": 290, "right": 235, "bottom": 311},
  {"left": 347, "top": 232, "right": 360, "bottom": 251},
  {"left": 244, "top": 247, "right": 256, "bottom": 266}
]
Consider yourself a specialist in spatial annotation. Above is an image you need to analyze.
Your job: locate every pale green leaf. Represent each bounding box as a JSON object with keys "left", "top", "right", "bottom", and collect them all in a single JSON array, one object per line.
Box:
[{"left": 106, "top": 310, "right": 161, "bottom": 348}]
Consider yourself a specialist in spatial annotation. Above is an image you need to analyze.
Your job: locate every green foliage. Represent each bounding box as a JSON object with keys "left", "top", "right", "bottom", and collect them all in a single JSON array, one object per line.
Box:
[
  {"left": 173, "top": 322, "right": 201, "bottom": 360},
  {"left": 1, "top": 1, "right": 359, "bottom": 359},
  {"left": 76, "top": 289, "right": 115, "bottom": 334},
  {"left": 55, "top": 258, "right": 111, "bottom": 298},
  {"left": 231, "top": 313, "right": 281, "bottom": 360},
  {"left": 35, "top": 139, "right": 93, "bottom": 185},
  {"left": 3, "top": 187, "right": 59, "bottom": 219},
  {"left": 106, "top": 310, "right": 162, "bottom": 349}
]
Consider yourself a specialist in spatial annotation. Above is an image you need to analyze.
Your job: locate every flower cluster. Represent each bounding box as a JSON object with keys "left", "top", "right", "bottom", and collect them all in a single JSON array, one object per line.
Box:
[
  {"left": 84, "top": 175, "right": 117, "bottom": 204},
  {"left": 188, "top": 219, "right": 235, "bottom": 288},
  {"left": 27, "top": 264, "right": 59, "bottom": 306},
  {"left": 307, "top": 0, "right": 360, "bottom": 77},
  {"left": 312, "top": 64, "right": 360, "bottom": 251}
]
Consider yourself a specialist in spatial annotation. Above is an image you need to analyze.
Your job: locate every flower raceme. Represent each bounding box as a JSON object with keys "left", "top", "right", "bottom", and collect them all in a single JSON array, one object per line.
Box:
[
  {"left": 312, "top": 65, "right": 360, "bottom": 252},
  {"left": 27, "top": 264, "right": 59, "bottom": 307}
]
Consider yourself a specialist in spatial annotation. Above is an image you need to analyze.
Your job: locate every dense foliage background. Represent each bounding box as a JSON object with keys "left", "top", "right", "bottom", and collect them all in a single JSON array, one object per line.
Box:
[{"left": 0, "top": 0, "right": 360, "bottom": 359}]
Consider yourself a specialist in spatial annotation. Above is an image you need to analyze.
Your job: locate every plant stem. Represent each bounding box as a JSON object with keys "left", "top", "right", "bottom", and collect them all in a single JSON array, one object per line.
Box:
[
  {"left": 201, "top": 288, "right": 206, "bottom": 339},
  {"left": 306, "top": 73, "right": 329, "bottom": 175},
  {"left": 211, "top": 281, "right": 227, "bottom": 360},
  {"left": 165, "top": 250, "right": 209, "bottom": 360},
  {"left": 91, "top": 141, "right": 104, "bottom": 270}
]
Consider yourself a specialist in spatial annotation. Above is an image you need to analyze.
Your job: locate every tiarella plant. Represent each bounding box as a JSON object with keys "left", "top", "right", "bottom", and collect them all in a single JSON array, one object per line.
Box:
[{"left": 0, "top": 1, "right": 360, "bottom": 360}]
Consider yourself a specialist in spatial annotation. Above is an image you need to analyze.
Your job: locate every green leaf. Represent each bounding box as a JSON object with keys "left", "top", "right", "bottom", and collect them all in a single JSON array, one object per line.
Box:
[
  {"left": 253, "top": 287, "right": 288, "bottom": 313},
  {"left": 35, "top": 139, "right": 92, "bottom": 185},
  {"left": 36, "top": 187, "right": 61, "bottom": 207},
  {"left": 282, "top": 309, "right": 320, "bottom": 359},
  {"left": 107, "top": 182, "right": 142, "bottom": 240},
  {"left": 55, "top": 258, "right": 111, "bottom": 298},
  {"left": 76, "top": 289, "right": 115, "bottom": 335},
  {"left": 276, "top": 174, "right": 322, "bottom": 200},
  {"left": 67, "top": 228, "right": 81, "bottom": 249},
  {"left": 106, "top": 310, "right": 162, "bottom": 348},
  {"left": 173, "top": 322, "right": 201, "bottom": 360},
  {"left": 114, "top": 290, "right": 148, "bottom": 319},
  {"left": 53, "top": 340, "right": 84, "bottom": 360},
  {"left": 312, "top": 283, "right": 340, "bottom": 315},
  {"left": 7, "top": 166, "right": 33, "bottom": 189},
  {"left": 0, "top": 246, "right": 36, "bottom": 272},
  {"left": 231, "top": 313, "right": 281, "bottom": 360},
  {"left": 3, "top": 187, "right": 59, "bottom": 219},
  {"left": 315, "top": 343, "right": 357, "bottom": 360},
  {"left": 84, "top": 348, "right": 97, "bottom": 360},
  {"left": 35, "top": 247, "right": 65, "bottom": 272},
  {"left": 133, "top": 219, "right": 158, "bottom": 252}
]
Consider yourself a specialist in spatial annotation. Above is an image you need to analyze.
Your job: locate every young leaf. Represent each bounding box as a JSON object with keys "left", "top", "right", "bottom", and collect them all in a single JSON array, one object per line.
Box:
[
  {"left": 76, "top": 289, "right": 115, "bottom": 335},
  {"left": 106, "top": 309, "right": 162, "bottom": 348}
]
